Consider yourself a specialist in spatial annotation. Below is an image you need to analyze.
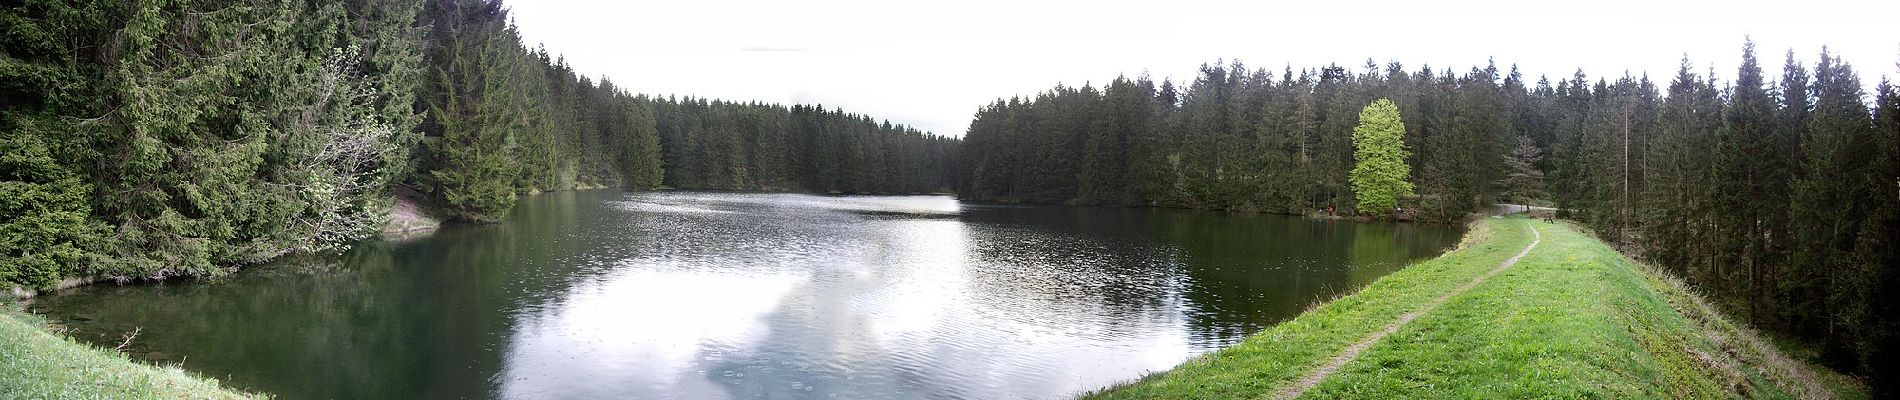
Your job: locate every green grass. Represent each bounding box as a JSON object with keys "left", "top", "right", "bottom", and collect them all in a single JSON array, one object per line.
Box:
[
  {"left": 1085, "top": 217, "right": 1863, "bottom": 399},
  {"left": 0, "top": 303, "right": 259, "bottom": 399},
  {"left": 1083, "top": 218, "right": 1534, "bottom": 399}
]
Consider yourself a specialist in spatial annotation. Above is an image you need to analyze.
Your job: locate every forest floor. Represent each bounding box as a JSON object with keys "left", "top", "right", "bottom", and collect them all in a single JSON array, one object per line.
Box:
[
  {"left": 1082, "top": 216, "right": 1866, "bottom": 400},
  {"left": 0, "top": 303, "right": 258, "bottom": 399}
]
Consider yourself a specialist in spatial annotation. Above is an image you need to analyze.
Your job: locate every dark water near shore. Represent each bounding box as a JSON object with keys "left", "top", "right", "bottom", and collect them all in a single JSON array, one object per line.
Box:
[{"left": 29, "top": 191, "right": 1461, "bottom": 399}]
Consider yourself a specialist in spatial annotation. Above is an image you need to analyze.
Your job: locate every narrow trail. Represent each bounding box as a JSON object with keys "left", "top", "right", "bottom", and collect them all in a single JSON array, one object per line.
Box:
[{"left": 1273, "top": 220, "right": 1544, "bottom": 400}]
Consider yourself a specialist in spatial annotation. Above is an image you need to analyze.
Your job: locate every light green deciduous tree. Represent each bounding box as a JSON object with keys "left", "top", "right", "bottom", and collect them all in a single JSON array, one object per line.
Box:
[{"left": 1349, "top": 99, "right": 1414, "bottom": 215}]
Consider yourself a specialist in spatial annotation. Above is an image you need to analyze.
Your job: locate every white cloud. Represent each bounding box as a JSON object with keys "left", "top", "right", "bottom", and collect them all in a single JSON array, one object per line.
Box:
[{"left": 509, "top": 0, "right": 1900, "bottom": 137}]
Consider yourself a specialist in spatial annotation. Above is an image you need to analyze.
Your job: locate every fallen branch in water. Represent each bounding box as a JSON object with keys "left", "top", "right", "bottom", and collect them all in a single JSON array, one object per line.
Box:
[{"left": 114, "top": 326, "right": 142, "bottom": 353}]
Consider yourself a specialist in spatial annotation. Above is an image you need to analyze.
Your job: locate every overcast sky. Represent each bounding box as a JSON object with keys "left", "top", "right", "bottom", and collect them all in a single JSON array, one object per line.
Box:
[{"left": 509, "top": 0, "right": 1899, "bottom": 137}]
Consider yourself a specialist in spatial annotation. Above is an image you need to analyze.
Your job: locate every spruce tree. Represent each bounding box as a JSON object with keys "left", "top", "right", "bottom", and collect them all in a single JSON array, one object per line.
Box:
[
  {"left": 1772, "top": 50, "right": 1813, "bottom": 324},
  {"left": 1643, "top": 59, "right": 1717, "bottom": 277},
  {"left": 0, "top": 0, "right": 110, "bottom": 288},
  {"left": 1713, "top": 38, "right": 1778, "bottom": 317},
  {"left": 1497, "top": 135, "right": 1547, "bottom": 209},
  {"left": 1849, "top": 77, "right": 1899, "bottom": 385},
  {"left": 1789, "top": 49, "right": 1876, "bottom": 361}
]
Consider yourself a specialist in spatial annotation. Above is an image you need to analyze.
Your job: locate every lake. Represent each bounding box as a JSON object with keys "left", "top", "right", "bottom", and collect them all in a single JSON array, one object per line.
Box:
[{"left": 27, "top": 191, "right": 1462, "bottom": 399}]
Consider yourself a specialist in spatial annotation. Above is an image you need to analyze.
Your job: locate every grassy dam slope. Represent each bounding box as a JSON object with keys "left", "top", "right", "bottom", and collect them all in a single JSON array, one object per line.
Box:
[{"left": 1086, "top": 217, "right": 1864, "bottom": 400}]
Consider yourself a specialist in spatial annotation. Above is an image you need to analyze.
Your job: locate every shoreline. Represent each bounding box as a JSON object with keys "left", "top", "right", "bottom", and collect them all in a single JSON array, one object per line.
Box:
[
  {"left": 13, "top": 189, "right": 1462, "bottom": 301},
  {"left": 4, "top": 185, "right": 628, "bottom": 301},
  {"left": 952, "top": 197, "right": 1508, "bottom": 225}
]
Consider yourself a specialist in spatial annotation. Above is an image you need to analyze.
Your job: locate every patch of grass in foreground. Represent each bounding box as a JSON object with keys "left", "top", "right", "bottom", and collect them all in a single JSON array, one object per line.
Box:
[
  {"left": 1081, "top": 218, "right": 1535, "bottom": 399},
  {"left": 0, "top": 303, "right": 259, "bottom": 399}
]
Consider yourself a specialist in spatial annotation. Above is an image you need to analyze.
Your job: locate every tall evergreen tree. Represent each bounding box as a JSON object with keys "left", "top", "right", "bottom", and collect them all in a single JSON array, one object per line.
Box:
[
  {"left": 1849, "top": 76, "right": 1899, "bottom": 385},
  {"left": 1789, "top": 49, "right": 1876, "bottom": 363},
  {"left": 1497, "top": 135, "right": 1546, "bottom": 209},
  {"left": 1713, "top": 38, "right": 1779, "bottom": 317},
  {"left": 1772, "top": 50, "right": 1814, "bottom": 325},
  {"left": 1642, "top": 59, "right": 1721, "bottom": 279},
  {"left": 421, "top": 0, "right": 530, "bottom": 221},
  {"left": 0, "top": 0, "right": 111, "bottom": 289}
]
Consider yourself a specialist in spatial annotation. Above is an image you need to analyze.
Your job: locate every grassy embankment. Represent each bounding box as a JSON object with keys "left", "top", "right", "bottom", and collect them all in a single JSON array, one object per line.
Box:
[
  {"left": 0, "top": 304, "right": 258, "bottom": 399},
  {"left": 1086, "top": 217, "right": 1864, "bottom": 399}
]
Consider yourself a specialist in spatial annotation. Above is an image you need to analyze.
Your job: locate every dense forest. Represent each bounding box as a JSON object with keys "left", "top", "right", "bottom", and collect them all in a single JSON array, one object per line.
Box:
[
  {"left": 957, "top": 61, "right": 1521, "bottom": 222},
  {"left": 958, "top": 42, "right": 1897, "bottom": 387},
  {"left": 1, "top": 0, "right": 955, "bottom": 288},
  {"left": 650, "top": 98, "right": 959, "bottom": 194}
]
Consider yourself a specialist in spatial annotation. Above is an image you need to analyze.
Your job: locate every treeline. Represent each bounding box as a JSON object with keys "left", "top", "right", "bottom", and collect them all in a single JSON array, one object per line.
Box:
[
  {"left": 1, "top": 0, "right": 953, "bottom": 288},
  {"left": 959, "top": 42, "right": 1898, "bottom": 387},
  {"left": 959, "top": 61, "right": 1523, "bottom": 222},
  {"left": 419, "top": 0, "right": 664, "bottom": 222},
  {"left": 417, "top": 1, "right": 956, "bottom": 219},
  {"left": 650, "top": 98, "right": 959, "bottom": 194},
  {"left": 1553, "top": 42, "right": 1898, "bottom": 386}
]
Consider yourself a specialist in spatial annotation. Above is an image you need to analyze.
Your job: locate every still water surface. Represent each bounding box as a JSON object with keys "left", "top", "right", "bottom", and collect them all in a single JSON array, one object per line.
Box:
[{"left": 30, "top": 191, "right": 1461, "bottom": 399}]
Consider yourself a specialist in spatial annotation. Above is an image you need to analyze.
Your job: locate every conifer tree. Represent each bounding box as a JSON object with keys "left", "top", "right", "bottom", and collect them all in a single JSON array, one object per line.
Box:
[
  {"left": 1642, "top": 59, "right": 1719, "bottom": 277},
  {"left": 1771, "top": 51, "right": 1813, "bottom": 322},
  {"left": 1789, "top": 49, "right": 1876, "bottom": 360},
  {"left": 1713, "top": 38, "right": 1779, "bottom": 317},
  {"left": 1497, "top": 135, "right": 1546, "bottom": 209},
  {"left": 0, "top": 0, "right": 111, "bottom": 289},
  {"left": 422, "top": 0, "right": 531, "bottom": 221},
  {"left": 1848, "top": 77, "right": 1899, "bottom": 382}
]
